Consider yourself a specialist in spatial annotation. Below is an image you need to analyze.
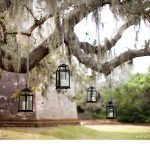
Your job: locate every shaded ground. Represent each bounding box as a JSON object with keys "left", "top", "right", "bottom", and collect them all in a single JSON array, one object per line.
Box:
[{"left": 0, "top": 123, "right": 150, "bottom": 140}]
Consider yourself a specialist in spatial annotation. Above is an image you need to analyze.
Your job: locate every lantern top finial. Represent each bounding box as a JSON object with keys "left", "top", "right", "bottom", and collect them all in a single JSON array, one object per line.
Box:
[
  {"left": 21, "top": 85, "right": 32, "bottom": 93},
  {"left": 87, "top": 86, "right": 96, "bottom": 90},
  {"left": 108, "top": 99, "right": 116, "bottom": 106},
  {"left": 57, "top": 63, "right": 69, "bottom": 70}
]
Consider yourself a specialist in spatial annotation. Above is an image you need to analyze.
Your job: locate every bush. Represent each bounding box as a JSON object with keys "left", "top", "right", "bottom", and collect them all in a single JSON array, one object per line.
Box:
[
  {"left": 102, "top": 68, "right": 150, "bottom": 123},
  {"left": 145, "top": 117, "right": 150, "bottom": 123},
  {"left": 77, "top": 105, "right": 84, "bottom": 113},
  {"left": 95, "top": 108, "right": 101, "bottom": 114},
  {"left": 91, "top": 113, "right": 105, "bottom": 120},
  {"left": 118, "top": 114, "right": 146, "bottom": 123},
  {"left": 117, "top": 116, "right": 131, "bottom": 122}
]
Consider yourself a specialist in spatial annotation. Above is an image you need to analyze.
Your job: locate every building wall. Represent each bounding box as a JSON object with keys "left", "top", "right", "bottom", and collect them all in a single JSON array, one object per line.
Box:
[
  {"left": 0, "top": 73, "right": 77, "bottom": 120},
  {"left": 35, "top": 85, "right": 77, "bottom": 119}
]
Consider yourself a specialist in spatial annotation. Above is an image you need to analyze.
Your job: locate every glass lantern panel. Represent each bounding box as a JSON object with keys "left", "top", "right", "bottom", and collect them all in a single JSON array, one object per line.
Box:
[
  {"left": 60, "top": 71, "right": 69, "bottom": 87},
  {"left": 26, "top": 96, "right": 33, "bottom": 110},
  {"left": 108, "top": 107, "right": 114, "bottom": 118},
  {"left": 87, "top": 91, "right": 91, "bottom": 101},
  {"left": 19, "top": 95, "right": 26, "bottom": 110},
  {"left": 91, "top": 91, "right": 96, "bottom": 101}
]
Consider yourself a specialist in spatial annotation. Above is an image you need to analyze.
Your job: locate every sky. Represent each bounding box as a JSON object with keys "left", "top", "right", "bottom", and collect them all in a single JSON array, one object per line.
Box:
[{"left": 74, "top": 5, "right": 150, "bottom": 75}]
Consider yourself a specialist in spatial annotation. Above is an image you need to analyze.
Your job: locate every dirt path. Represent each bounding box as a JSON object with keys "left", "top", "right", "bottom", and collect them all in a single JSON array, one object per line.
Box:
[
  {"left": 84, "top": 124, "right": 150, "bottom": 133},
  {"left": 80, "top": 119, "right": 150, "bottom": 126}
]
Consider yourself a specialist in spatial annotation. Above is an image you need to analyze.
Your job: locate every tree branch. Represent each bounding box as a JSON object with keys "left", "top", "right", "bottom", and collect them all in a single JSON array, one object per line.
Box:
[
  {"left": 67, "top": 31, "right": 150, "bottom": 75},
  {"left": 80, "top": 42, "right": 98, "bottom": 54},
  {"left": 0, "top": 44, "right": 49, "bottom": 73},
  {"left": 23, "top": 3, "right": 37, "bottom": 20},
  {"left": 66, "top": 0, "right": 111, "bottom": 28},
  {"left": 6, "top": 15, "right": 52, "bottom": 36},
  {"left": 0, "top": 0, "right": 11, "bottom": 13},
  {"left": 80, "top": 19, "right": 135, "bottom": 55},
  {"left": 0, "top": 30, "right": 61, "bottom": 73},
  {"left": 0, "top": 0, "right": 149, "bottom": 76},
  {"left": 0, "top": 20, "right": 7, "bottom": 43},
  {"left": 99, "top": 48, "right": 150, "bottom": 75}
]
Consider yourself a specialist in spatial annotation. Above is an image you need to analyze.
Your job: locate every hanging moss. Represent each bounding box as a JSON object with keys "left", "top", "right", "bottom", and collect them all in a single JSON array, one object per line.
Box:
[{"left": 0, "top": 0, "right": 149, "bottom": 99}]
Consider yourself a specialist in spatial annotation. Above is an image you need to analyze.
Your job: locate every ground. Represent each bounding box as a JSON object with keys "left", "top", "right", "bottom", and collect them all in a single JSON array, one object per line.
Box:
[{"left": 0, "top": 124, "right": 150, "bottom": 140}]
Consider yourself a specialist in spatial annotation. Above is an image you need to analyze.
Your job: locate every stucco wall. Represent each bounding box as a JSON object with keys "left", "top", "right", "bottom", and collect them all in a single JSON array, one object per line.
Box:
[
  {"left": 35, "top": 87, "right": 77, "bottom": 119},
  {"left": 0, "top": 73, "right": 77, "bottom": 120}
]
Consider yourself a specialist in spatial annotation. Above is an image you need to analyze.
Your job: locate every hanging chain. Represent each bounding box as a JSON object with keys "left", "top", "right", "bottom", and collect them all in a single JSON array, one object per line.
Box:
[
  {"left": 92, "top": 71, "right": 96, "bottom": 87},
  {"left": 26, "top": 3, "right": 30, "bottom": 86},
  {"left": 107, "top": 44, "right": 113, "bottom": 100},
  {"left": 26, "top": 37, "right": 30, "bottom": 86},
  {"left": 107, "top": 63, "right": 113, "bottom": 100},
  {"left": 109, "top": 73, "right": 112, "bottom": 88},
  {"left": 16, "top": 41, "right": 20, "bottom": 90},
  {"left": 94, "top": 72, "right": 96, "bottom": 88},
  {"left": 61, "top": 11, "right": 65, "bottom": 62}
]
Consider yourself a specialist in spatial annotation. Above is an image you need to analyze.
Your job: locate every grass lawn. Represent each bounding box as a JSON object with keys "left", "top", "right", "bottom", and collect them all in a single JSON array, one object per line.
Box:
[{"left": 0, "top": 124, "right": 150, "bottom": 140}]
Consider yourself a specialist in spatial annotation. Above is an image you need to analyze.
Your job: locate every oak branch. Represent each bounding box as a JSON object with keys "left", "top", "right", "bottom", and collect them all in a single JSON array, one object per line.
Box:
[{"left": 0, "top": 0, "right": 149, "bottom": 75}]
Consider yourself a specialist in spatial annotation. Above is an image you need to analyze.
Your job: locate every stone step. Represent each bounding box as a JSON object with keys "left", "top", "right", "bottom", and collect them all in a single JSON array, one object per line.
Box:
[{"left": 0, "top": 119, "right": 80, "bottom": 127}]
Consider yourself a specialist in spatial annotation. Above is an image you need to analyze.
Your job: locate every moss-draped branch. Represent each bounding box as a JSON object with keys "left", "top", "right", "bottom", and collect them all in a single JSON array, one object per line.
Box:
[{"left": 0, "top": 0, "right": 149, "bottom": 75}]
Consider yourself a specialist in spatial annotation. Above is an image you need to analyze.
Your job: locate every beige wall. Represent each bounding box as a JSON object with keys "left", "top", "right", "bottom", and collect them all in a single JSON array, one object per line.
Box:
[
  {"left": 35, "top": 84, "right": 77, "bottom": 119},
  {"left": 0, "top": 73, "right": 77, "bottom": 120}
]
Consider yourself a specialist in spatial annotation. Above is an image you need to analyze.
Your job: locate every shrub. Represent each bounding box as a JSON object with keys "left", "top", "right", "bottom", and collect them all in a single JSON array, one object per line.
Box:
[
  {"left": 77, "top": 105, "right": 85, "bottom": 113},
  {"left": 102, "top": 68, "right": 150, "bottom": 123}
]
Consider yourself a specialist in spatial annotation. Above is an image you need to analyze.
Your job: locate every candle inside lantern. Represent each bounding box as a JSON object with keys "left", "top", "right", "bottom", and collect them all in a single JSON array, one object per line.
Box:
[
  {"left": 60, "top": 72, "right": 69, "bottom": 86},
  {"left": 91, "top": 96, "right": 96, "bottom": 101},
  {"left": 22, "top": 100, "right": 25, "bottom": 110},
  {"left": 108, "top": 109, "right": 113, "bottom": 117}
]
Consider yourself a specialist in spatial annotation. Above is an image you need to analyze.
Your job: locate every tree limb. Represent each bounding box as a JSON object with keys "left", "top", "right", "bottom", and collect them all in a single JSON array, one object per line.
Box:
[
  {"left": 66, "top": 0, "right": 111, "bottom": 29},
  {"left": 80, "top": 19, "right": 135, "bottom": 55},
  {"left": 23, "top": 3, "right": 37, "bottom": 20},
  {"left": 80, "top": 42, "right": 98, "bottom": 54},
  {"left": 99, "top": 48, "right": 150, "bottom": 75},
  {"left": 59, "top": 0, "right": 111, "bottom": 12},
  {"left": 0, "top": 44, "right": 49, "bottom": 73},
  {"left": 0, "top": 30, "right": 61, "bottom": 73},
  {"left": 0, "top": 0, "right": 11, "bottom": 13},
  {"left": 67, "top": 31, "right": 150, "bottom": 75},
  {"left": 0, "top": 0, "right": 149, "bottom": 76},
  {"left": 6, "top": 15, "right": 52, "bottom": 36}
]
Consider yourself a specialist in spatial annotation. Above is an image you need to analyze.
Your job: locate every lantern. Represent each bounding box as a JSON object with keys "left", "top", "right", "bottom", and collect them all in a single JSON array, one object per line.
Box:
[
  {"left": 87, "top": 86, "right": 97, "bottom": 103},
  {"left": 56, "top": 64, "right": 70, "bottom": 89},
  {"left": 18, "top": 85, "right": 33, "bottom": 112},
  {"left": 106, "top": 100, "right": 117, "bottom": 119}
]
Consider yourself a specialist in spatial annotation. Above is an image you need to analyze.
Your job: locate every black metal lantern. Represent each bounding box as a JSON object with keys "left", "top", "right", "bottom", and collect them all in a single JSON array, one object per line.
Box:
[
  {"left": 18, "top": 85, "right": 33, "bottom": 112},
  {"left": 106, "top": 100, "right": 117, "bottom": 119},
  {"left": 87, "top": 86, "right": 97, "bottom": 103},
  {"left": 56, "top": 64, "right": 70, "bottom": 89}
]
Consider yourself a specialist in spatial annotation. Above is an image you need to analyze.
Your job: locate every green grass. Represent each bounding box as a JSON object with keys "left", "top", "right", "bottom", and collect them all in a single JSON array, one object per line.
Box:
[{"left": 0, "top": 125, "right": 150, "bottom": 140}]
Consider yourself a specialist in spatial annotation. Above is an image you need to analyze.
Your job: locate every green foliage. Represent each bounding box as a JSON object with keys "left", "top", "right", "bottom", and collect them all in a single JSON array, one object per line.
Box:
[
  {"left": 77, "top": 105, "right": 84, "bottom": 113},
  {"left": 72, "top": 91, "right": 87, "bottom": 105},
  {"left": 102, "top": 67, "right": 150, "bottom": 123},
  {"left": 91, "top": 113, "right": 106, "bottom": 120}
]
